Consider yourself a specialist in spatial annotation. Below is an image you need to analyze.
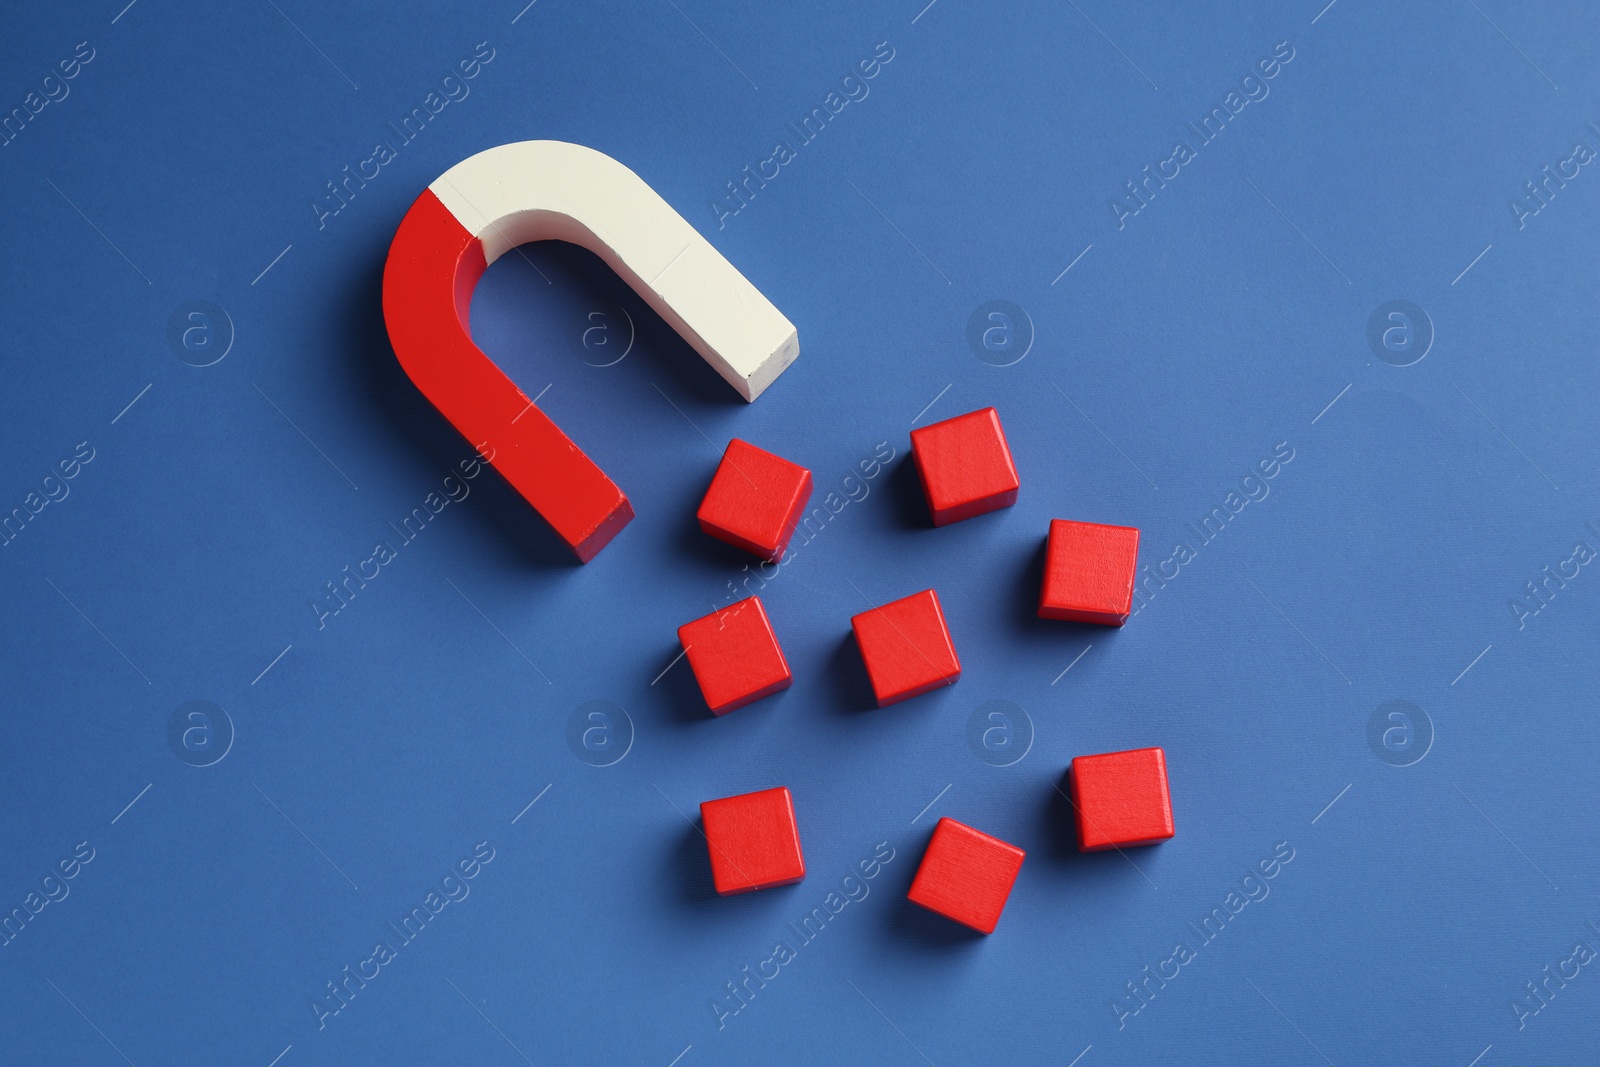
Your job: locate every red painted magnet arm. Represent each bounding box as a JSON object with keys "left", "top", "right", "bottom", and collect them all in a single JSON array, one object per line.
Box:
[{"left": 382, "top": 188, "right": 633, "bottom": 562}]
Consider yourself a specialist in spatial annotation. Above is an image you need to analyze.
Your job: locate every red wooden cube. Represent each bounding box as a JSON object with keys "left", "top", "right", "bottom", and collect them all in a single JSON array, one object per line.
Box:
[
  {"left": 1069, "top": 747, "right": 1175, "bottom": 852},
  {"left": 906, "top": 817, "right": 1025, "bottom": 934},
  {"left": 909, "top": 407, "right": 1020, "bottom": 526},
  {"left": 1038, "top": 519, "right": 1141, "bottom": 626},
  {"left": 699, "top": 786, "right": 806, "bottom": 895},
  {"left": 697, "top": 439, "right": 812, "bottom": 561},
  {"left": 850, "top": 589, "right": 961, "bottom": 707},
  {"left": 676, "top": 596, "right": 791, "bottom": 716}
]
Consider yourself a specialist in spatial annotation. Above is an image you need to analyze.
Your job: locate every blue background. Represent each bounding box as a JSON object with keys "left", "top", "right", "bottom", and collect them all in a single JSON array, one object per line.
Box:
[{"left": 1, "top": 0, "right": 1596, "bottom": 1064}]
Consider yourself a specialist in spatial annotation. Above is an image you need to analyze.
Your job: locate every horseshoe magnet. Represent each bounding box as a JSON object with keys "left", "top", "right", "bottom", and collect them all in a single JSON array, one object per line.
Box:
[{"left": 382, "top": 140, "right": 799, "bottom": 562}]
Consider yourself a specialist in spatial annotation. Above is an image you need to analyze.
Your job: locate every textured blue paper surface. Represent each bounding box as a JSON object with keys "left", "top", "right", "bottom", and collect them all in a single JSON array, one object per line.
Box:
[{"left": 2, "top": 1, "right": 1597, "bottom": 1063}]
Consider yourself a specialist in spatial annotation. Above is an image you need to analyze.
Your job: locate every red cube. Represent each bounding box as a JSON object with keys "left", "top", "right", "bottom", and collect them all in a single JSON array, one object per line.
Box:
[
  {"left": 696, "top": 439, "right": 813, "bottom": 561},
  {"left": 850, "top": 589, "right": 961, "bottom": 707},
  {"left": 699, "top": 786, "right": 806, "bottom": 895},
  {"left": 676, "top": 596, "right": 791, "bottom": 716},
  {"left": 909, "top": 407, "right": 1020, "bottom": 526},
  {"left": 1038, "top": 519, "right": 1140, "bottom": 626},
  {"left": 906, "top": 817, "right": 1025, "bottom": 934},
  {"left": 1069, "top": 747, "right": 1175, "bottom": 852}
]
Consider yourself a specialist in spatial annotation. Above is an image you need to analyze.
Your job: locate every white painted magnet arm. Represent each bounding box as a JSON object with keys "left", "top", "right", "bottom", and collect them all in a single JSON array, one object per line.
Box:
[{"left": 429, "top": 140, "right": 798, "bottom": 401}]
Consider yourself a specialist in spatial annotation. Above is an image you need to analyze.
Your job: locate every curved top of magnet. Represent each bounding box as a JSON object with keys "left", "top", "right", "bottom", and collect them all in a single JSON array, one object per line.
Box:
[{"left": 427, "top": 139, "right": 798, "bottom": 401}]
